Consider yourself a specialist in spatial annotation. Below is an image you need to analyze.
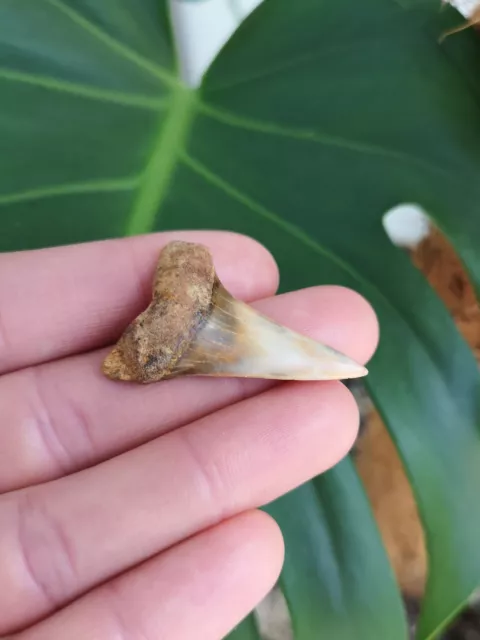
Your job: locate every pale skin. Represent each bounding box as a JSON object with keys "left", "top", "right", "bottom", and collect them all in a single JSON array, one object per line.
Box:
[{"left": 0, "top": 231, "right": 379, "bottom": 639}]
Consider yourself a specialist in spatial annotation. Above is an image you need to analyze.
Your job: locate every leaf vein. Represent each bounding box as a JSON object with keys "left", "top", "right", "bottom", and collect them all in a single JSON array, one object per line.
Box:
[
  {"left": 0, "top": 177, "right": 139, "bottom": 206},
  {"left": 46, "top": 0, "right": 178, "bottom": 88},
  {"left": 125, "top": 87, "right": 195, "bottom": 236},
  {"left": 0, "top": 68, "right": 169, "bottom": 110},
  {"left": 199, "top": 103, "right": 454, "bottom": 179},
  {"left": 202, "top": 9, "right": 406, "bottom": 94},
  {"left": 203, "top": 42, "right": 382, "bottom": 94}
]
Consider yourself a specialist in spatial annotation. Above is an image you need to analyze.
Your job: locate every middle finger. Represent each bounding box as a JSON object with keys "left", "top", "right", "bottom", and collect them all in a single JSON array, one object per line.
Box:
[{"left": 0, "top": 286, "right": 377, "bottom": 492}]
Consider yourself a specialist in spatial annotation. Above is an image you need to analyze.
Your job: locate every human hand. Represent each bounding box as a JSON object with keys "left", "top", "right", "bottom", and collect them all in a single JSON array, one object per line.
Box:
[{"left": 0, "top": 231, "right": 378, "bottom": 640}]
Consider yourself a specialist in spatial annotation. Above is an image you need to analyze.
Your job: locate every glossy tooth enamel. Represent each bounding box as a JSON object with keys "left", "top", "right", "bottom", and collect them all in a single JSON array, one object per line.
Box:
[{"left": 102, "top": 240, "right": 368, "bottom": 384}]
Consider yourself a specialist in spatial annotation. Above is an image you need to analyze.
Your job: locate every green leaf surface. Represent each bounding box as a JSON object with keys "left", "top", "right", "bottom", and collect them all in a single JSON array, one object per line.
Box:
[
  {"left": 226, "top": 615, "right": 261, "bottom": 640},
  {"left": 1, "top": 1, "right": 479, "bottom": 638},
  {"left": 267, "top": 459, "right": 408, "bottom": 640}
]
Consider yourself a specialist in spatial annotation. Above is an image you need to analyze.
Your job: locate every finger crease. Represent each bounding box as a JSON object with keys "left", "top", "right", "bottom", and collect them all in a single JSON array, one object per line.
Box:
[
  {"left": 106, "top": 581, "right": 151, "bottom": 640},
  {"left": 0, "top": 306, "right": 12, "bottom": 359},
  {"left": 28, "top": 368, "right": 72, "bottom": 473},
  {"left": 16, "top": 490, "right": 78, "bottom": 608},
  {"left": 179, "top": 429, "right": 230, "bottom": 524},
  {"left": 66, "top": 396, "right": 96, "bottom": 462}
]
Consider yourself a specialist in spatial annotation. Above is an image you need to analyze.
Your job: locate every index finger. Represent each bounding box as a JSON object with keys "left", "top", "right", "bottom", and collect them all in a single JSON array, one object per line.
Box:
[{"left": 0, "top": 231, "right": 279, "bottom": 374}]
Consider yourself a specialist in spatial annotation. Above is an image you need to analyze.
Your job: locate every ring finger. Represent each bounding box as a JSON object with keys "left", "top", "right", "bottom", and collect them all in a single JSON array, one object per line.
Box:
[{"left": 15, "top": 510, "right": 284, "bottom": 640}]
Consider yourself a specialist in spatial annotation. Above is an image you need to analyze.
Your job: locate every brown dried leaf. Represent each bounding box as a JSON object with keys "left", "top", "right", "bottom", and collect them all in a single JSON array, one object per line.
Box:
[
  {"left": 412, "top": 227, "right": 480, "bottom": 360},
  {"left": 356, "top": 226, "right": 479, "bottom": 597},
  {"left": 440, "top": 4, "right": 480, "bottom": 41}
]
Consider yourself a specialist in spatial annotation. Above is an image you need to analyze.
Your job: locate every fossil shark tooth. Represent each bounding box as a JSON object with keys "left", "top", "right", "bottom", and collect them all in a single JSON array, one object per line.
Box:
[{"left": 102, "top": 240, "right": 368, "bottom": 383}]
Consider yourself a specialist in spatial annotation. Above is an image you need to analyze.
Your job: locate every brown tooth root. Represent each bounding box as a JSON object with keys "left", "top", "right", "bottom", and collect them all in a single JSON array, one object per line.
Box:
[{"left": 102, "top": 240, "right": 368, "bottom": 384}]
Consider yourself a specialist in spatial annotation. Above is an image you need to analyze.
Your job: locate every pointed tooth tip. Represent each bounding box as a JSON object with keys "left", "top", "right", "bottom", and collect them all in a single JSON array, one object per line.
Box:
[
  {"left": 319, "top": 356, "right": 368, "bottom": 380},
  {"left": 335, "top": 359, "right": 368, "bottom": 380},
  {"left": 345, "top": 363, "right": 368, "bottom": 379}
]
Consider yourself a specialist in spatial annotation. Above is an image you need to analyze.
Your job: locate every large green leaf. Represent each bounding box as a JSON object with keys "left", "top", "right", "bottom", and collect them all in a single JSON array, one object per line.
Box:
[
  {"left": 267, "top": 460, "right": 408, "bottom": 640},
  {"left": 1, "top": 0, "right": 479, "bottom": 638}
]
